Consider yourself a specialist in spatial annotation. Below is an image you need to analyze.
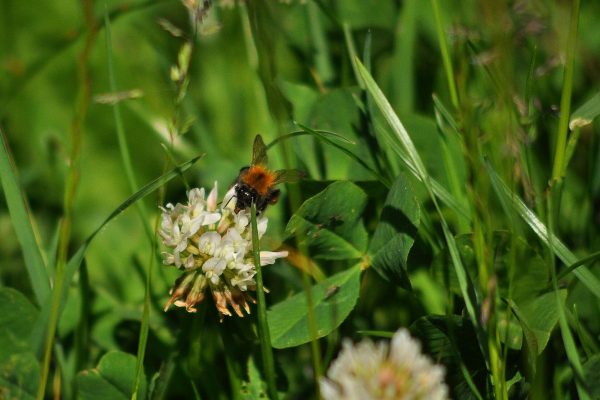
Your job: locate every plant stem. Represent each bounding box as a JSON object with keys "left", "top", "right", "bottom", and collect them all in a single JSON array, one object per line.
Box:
[
  {"left": 430, "top": 0, "right": 459, "bottom": 110},
  {"left": 36, "top": 1, "right": 96, "bottom": 398},
  {"left": 250, "top": 203, "right": 278, "bottom": 400},
  {"left": 551, "top": 0, "right": 580, "bottom": 181}
]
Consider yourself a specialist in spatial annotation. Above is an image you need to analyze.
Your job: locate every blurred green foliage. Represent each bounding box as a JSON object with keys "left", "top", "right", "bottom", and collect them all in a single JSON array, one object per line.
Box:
[{"left": 2, "top": 0, "right": 600, "bottom": 399}]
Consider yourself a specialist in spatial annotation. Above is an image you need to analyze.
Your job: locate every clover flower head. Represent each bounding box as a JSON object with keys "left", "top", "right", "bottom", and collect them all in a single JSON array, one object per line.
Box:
[
  {"left": 320, "top": 328, "right": 449, "bottom": 400},
  {"left": 161, "top": 182, "right": 287, "bottom": 320}
]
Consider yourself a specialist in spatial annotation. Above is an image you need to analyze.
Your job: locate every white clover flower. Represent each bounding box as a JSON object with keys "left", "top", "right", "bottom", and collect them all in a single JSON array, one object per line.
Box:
[
  {"left": 320, "top": 328, "right": 449, "bottom": 400},
  {"left": 161, "top": 182, "right": 288, "bottom": 320}
]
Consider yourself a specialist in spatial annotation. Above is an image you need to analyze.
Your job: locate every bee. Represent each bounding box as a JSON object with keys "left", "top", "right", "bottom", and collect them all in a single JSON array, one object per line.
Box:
[{"left": 233, "top": 135, "right": 304, "bottom": 215}]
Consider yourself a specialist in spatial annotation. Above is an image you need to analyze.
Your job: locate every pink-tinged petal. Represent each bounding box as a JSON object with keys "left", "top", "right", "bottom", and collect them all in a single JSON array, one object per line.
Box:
[{"left": 207, "top": 181, "right": 219, "bottom": 211}]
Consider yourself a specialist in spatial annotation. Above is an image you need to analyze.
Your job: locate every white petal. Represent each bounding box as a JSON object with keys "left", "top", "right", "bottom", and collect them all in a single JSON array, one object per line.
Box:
[
  {"left": 223, "top": 185, "right": 237, "bottom": 210},
  {"left": 207, "top": 181, "right": 218, "bottom": 211},
  {"left": 183, "top": 254, "right": 195, "bottom": 269},
  {"left": 188, "top": 187, "right": 205, "bottom": 205},
  {"left": 234, "top": 211, "right": 249, "bottom": 231},
  {"left": 260, "top": 250, "right": 288, "bottom": 266},
  {"left": 256, "top": 216, "right": 268, "bottom": 238},
  {"left": 198, "top": 231, "right": 221, "bottom": 255},
  {"left": 202, "top": 257, "right": 226, "bottom": 276},
  {"left": 202, "top": 212, "right": 222, "bottom": 226}
]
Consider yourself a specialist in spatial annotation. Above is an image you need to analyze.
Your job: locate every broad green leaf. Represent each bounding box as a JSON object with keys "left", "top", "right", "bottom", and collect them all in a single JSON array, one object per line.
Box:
[
  {"left": 519, "top": 290, "right": 567, "bottom": 354},
  {"left": 570, "top": 91, "right": 600, "bottom": 129},
  {"left": 0, "top": 288, "right": 40, "bottom": 399},
  {"left": 0, "top": 288, "right": 39, "bottom": 353},
  {"left": 497, "top": 311, "right": 524, "bottom": 350},
  {"left": 77, "top": 351, "right": 146, "bottom": 400},
  {"left": 506, "top": 298, "right": 539, "bottom": 375},
  {"left": 0, "top": 352, "right": 39, "bottom": 400},
  {"left": 368, "top": 173, "right": 419, "bottom": 288},
  {"left": 285, "top": 181, "right": 368, "bottom": 260},
  {"left": 268, "top": 265, "right": 361, "bottom": 348},
  {"left": 0, "top": 128, "right": 50, "bottom": 304}
]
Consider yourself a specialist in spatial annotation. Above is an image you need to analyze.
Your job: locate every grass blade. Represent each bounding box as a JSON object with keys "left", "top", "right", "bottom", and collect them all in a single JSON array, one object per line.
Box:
[
  {"left": 430, "top": 0, "right": 459, "bottom": 109},
  {"left": 551, "top": 0, "right": 580, "bottom": 180},
  {"left": 547, "top": 194, "right": 590, "bottom": 400},
  {"left": 485, "top": 160, "right": 600, "bottom": 299},
  {"left": 355, "top": 59, "right": 486, "bottom": 364},
  {"left": 296, "top": 123, "right": 392, "bottom": 187},
  {"left": 0, "top": 127, "right": 50, "bottom": 304},
  {"left": 557, "top": 250, "right": 600, "bottom": 281},
  {"left": 570, "top": 91, "right": 600, "bottom": 129}
]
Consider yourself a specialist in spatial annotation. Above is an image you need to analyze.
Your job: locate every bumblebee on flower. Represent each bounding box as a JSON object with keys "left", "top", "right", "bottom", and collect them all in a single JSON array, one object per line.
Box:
[{"left": 159, "top": 182, "right": 287, "bottom": 320}]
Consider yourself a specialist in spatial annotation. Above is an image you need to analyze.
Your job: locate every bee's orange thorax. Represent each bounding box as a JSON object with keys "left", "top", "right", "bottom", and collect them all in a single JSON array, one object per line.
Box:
[{"left": 242, "top": 165, "right": 276, "bottom": 196}]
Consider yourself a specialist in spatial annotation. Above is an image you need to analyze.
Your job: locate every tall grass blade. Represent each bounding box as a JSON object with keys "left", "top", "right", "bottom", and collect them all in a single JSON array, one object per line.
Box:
[
  {"left": 430, "top": 0, "right": 459, "bottom": 109},
  {"left": 547, "top": 195, "right": 590, "bottom": 400},
  {"left": 355, "top": 59, "right": 485, "bottom": 360},
  {"left": 485, "top": 160, "right": 600, "bottom": 299},
  {"left": 0, "top": 128, "right": 50, "bottom": 304},
  {"left": 570, "top": 91, "right": 600, "bottom": 129},
  {"left": 551, "top": 0, "right": 580, "bottom": 180}
]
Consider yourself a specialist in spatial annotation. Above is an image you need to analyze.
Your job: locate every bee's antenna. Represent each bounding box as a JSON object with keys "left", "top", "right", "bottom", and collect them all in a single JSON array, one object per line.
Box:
[{"left": 223, "top": 194, "right": 236, "bottom": 209}]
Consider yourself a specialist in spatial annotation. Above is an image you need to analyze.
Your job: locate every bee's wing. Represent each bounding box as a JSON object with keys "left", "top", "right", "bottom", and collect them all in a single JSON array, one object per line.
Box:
[
  {"left": 272, "top": 169, "right": 306, "bottom": 185},
  {"left": 251, "top": 135, "right": 268, "bottom": 166}
]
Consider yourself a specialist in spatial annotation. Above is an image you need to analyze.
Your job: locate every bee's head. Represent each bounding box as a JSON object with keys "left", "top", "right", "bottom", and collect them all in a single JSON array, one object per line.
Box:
[{"left": 234, "top": 184, "right": 256, "bottom": 212}]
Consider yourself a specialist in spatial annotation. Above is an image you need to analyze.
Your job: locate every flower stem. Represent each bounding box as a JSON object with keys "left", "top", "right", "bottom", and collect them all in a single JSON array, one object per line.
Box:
[{"left": 250, "top": 203, "right": 278, "bottom": 400}]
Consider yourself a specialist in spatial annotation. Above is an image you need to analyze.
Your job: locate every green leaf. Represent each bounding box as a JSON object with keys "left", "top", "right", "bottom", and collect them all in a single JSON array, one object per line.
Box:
[
  {"left": 0, "top": 128, "right": 50, "bottom": 304},
  {"left": 570, "top": 91, "right": 600, "bottom": 130},
  {"left": 0, "top": 352, "right": 40, "bottom": 400},
  {"left": 77, "top": 351, "right": 146, "bottom": 400},
  {"left": 0, "top": 288, "right": 39, "bottom": 354},
  {"left": 497, "top": 311, "right": 524, "bottom": 350},
  {"left": 583, "top": 353, "right": 600, "bottom": 399},
  {"left": 410, "top": 315, "right": 486, "bottom": 400},
  {"left": 268, "top": 265, "right": 361, "bottom": 349},
  {"left": 520, "top": 290, "right": 567, "bottom": 353},
  {"left": 285, "top": 181, "right": 368, "bottom": 260},
  {"left": 0, "top": 287, "right": 40, "bottom": 400},
  {"left": 368, "top": 173, "right": 419, "bottom": 288}
]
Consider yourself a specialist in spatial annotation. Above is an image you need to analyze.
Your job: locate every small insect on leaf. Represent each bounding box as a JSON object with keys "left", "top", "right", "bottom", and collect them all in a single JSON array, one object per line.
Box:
[{"left": 324, "top": 285, "right": 340, "bottom": 300}]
